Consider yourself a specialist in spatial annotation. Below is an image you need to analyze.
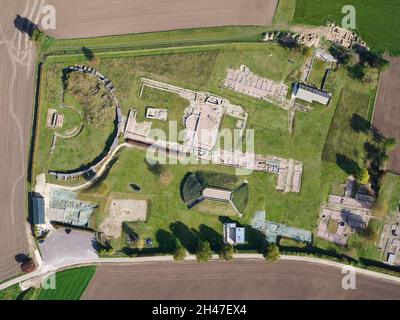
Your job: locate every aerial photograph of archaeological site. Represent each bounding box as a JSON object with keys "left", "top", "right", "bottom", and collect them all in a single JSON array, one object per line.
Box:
[{"left": 1, "top": 0, "right": 400, "bottom": 305}]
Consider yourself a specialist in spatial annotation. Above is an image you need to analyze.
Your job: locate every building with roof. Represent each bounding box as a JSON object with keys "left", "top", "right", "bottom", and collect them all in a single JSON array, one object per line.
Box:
[
  {"left": 48, "top": 188, "right": 96, "bottom": 227},
  {"left": 293, "top": 83, "right": 331, "bottom": 105},
  {"left": 32, "top": 196, "right": 45, "bottom": 225},
  {"left": 251, "top": 211, "right": 312, "bottom": 244},
  {"left": 223, "top": 222, "right": 245, "bottom": 245}
]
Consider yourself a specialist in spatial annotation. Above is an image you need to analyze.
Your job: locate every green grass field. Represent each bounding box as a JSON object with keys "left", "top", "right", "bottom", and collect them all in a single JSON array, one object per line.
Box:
[
  {"left": 322, "top": 87, "right": 373, "bottom": 165},
  {"left": 41, "top": 26, "right": 267, "bottom": 56},
  {"left": 37, "top": 267, "right": 96, "bottom": 300},
  {"left": 0, "top": 284, "right": 22, "bottom": 300},
  {"left": 293, "top": 0, "right": 400, "bottom": 55},
  {"left": 308, "top": 59, "right": 329, "bottom": 89},
  {"left": 273, "top": 0, "right": 296, "bottom": 26},
  {"left": 0, "top": 266, "right": 96, "bottom": 300}
]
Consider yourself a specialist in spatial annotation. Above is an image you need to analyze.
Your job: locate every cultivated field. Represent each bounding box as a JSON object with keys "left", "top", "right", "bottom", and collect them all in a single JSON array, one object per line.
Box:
[
  {"left": 0, "top": 0, "right": 35, "bottom": 283},
  {"left": 293, "top": 0, "right": 400, "bottom": 55},
  {"left": 47, "top": 0, "right": 278, "bottom": 38},
  {"left": 372, "top": 56, "right": 400, "bottom": 174},
  {"left": 82, "top": 260, "right": 400, "bottom": 299}
]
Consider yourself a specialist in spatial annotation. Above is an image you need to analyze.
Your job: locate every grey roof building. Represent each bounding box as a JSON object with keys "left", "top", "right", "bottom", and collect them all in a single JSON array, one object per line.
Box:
[
  {"left": 32, "top": 197, "right": 45, "bottom": 225},
  {"left": 294, "top": 83, "right": 331, "bottom": 105},
  {"left": 223, "top": 222, "right": 245, "bottom": 245}
]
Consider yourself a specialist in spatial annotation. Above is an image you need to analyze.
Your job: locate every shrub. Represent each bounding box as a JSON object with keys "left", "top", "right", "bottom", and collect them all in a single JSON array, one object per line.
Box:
[
  {"left": 173, "top": 244, "right": 187, "bottom": 261},
  {"left": 196, "top": 240, "right": 212, "bottom": 262},
  {"left": 219, "top": 244, "right": 235, "bottom": 261},
  {"left": 30, "top": 28, "right": 47, "bottom": 44},
  {"left": 357, "top": 168, "right": 370, "bottom": 185},
  {"left": 263, "top": 243, "right": 280, "bottom": 262}
]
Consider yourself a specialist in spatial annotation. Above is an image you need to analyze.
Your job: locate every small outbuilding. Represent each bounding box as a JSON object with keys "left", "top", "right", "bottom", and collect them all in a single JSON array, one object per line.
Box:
[
  {"left": 293, "top": 83, "right": 330, "bottom": 105},
  {"left": 32, "top": 196, "right": 45, "bottom": 225},
  {"left": 223, "top": 222, "right": 245, "bottom": 245}
]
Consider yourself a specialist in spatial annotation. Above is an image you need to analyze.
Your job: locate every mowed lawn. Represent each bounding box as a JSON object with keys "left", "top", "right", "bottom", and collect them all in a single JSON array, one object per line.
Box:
[
  {"left": 38, "top": 267, "right": 96, "bottom": 300},
  {"left": 0, "top": 267, "right": 96, "bottom": 300},
  {"left": 67, "top": 44, "right": 338, "bottom": 252},
  {"left": 293, "top": 0, "right": 400, "bottom": 55}
]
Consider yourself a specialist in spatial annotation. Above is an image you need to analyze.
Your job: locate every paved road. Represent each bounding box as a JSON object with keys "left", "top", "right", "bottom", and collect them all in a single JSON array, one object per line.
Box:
[
  {"left": 82, "top": 260, "right": 400, "bottom": 300},
  {"left": 0, "top": 0, "right": 38, "bottom": 282}
]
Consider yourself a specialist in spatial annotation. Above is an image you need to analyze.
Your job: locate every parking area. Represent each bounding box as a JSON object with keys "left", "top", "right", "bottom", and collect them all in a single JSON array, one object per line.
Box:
[{"left": 39, "top": 228, "right": 99, "bottom": 268}]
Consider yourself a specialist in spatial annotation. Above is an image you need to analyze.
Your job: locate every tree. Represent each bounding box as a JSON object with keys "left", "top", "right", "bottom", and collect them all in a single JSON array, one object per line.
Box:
[
  {"left": 173, "top": 243, "right": 187, "bottom": 261},
  {"left": 81, "top": 46, "right": 101, "bottom": 65},
  {"left": 357, "top": 168, "right": 370, "bottom": 185},
  {"left": 30, "top": 28, "right": 46, "bottom": 44},
  {"left": 384, "top": 137, "right": 396, "bottom": 151},
  {"left": 195, "top": 240, "right": 212, "bottom": 262},
  {"left": 219, "top": 244, "right": 235, "bottom": 261},
  {"left": 21, "top": 259, "right": 36, "bottom": 273},
  {"left": 263, "top": 243, "right": 280, "bottom": 262}
]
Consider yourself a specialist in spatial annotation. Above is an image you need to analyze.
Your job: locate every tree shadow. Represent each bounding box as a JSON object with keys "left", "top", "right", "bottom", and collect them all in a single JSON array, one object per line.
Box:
[
  {"left": 336, "top": 154, "right": 360, "bottom": 175},
  {"left": 144, "top": 158, "right": 164, "bottom": 176},
  {"left": 277, "top": 34, "right": 300, "bottom": 51},
  {"left": 350, "top": 114, "right": 370, "bottom": 133},
  {"left": 328, "top": 44, "right": 349, "bottom": 64},
  {"left": 170, "top": 221, "right": 199, "bottom": 253},
  {"left": 156, "top": 229, "right": 178, "bottom": 253},
  {"left": 81, "top": 46, "right": 95, "bottom": 61},
  {"left": 14, "top": 15, "right": 37, "bottom": 37},
  {"left": 347, "top": 63, "right": 365, "bottom": 80},
  {"left": 355, "top": 44, "right": 389, "bottom": 69},
  {"left": 198, "top": 224, "right": 223, "bottom": 252},
  {"left": 15, "top": 254, "right": 30, "bottom": 264}
]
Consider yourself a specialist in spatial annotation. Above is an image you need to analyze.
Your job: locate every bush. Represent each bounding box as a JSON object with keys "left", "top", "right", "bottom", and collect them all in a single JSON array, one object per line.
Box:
[
  {"left": 21, "top": 259, "right": 36, "bottom": 273},
  {"left": 196, "top": 240, "right": 212, "bottom": 262},
  {"left": 357, "top": 168, "right": 370, "bottom": 185},
  {"left": 263, "top": 243, "right": 280, "bottom": 262},
  {"left": 173, "top": 244, "right": 187, "bottom": 261},
  {"left": 219, "top": 244, "right": 235, "bottom": 261},
  {"left": 30, "top": 28, "right": 47, "bottom": 44}
]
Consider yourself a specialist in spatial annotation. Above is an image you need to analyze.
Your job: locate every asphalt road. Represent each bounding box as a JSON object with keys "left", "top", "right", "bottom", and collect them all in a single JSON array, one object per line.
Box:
[{"left": 82, "top": 260, "right": 400, "bottom": 300}]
